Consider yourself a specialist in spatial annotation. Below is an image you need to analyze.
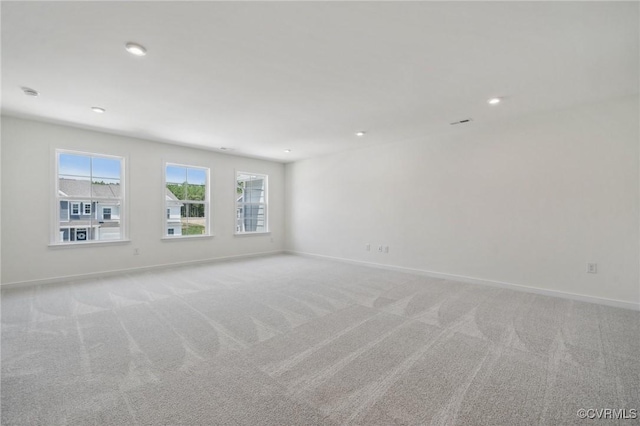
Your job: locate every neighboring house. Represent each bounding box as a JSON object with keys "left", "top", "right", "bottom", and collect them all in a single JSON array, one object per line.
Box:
[
  {"left": 58, "top": 178, "right": 121, "bottom": 241},
  {"left": 59, "top": 179, "right": 183, "bottom": 240},
  {"left": 165, "top": 189, "right": 183, "bottom": 236},
  {"left": 236, "top": 177, "right": 265, "bottom": 233}
]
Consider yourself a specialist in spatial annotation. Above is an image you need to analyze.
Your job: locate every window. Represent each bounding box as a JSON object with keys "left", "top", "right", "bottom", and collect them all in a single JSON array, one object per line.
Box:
[
  {"left": 55, "top": 150, "right": 125, "bottom": 244},
  {"left": 236, "top": 172, "right": 268, "bottom": 233},
  {"left": 60, "top": 201, "right": 70, "bottom": 222},
  {"left": 165, "top": 163, "right": 209, "bottom": 237}
]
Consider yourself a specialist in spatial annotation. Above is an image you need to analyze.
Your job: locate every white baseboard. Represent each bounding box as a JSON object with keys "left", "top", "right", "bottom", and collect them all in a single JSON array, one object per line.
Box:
[
  {"left": 4, "top": 249, "right": 638, "bottom": 311},
  {"left": 286, "top": 250, "right": 640, "bottom": 311},
  {"left": 0, "top": 250, "right": 285, "bottom": 289}
]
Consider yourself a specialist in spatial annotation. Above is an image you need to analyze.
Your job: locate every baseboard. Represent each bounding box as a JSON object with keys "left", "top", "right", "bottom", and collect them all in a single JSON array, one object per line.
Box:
[
  {"left": 0, "top": 250, "right": 285, "bottom": 289},
  {"left": 286, "top": 250, "right": 640, "bottom": 311}
]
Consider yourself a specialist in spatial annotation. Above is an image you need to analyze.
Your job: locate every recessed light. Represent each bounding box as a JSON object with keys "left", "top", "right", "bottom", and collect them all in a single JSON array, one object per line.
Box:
[
  {"left": 219, "top": 147, "right": 233, "bottom": 151},
  {"left": 125, "top": 42, "right": 147, "bottom": 56},
  {"left": 355, "top": 131, "right": 366, "bottom": 137},
  {"left": 284, "top": 149, "right": 291, "bottom": 153},
  {"left": 21, "top": 87, "right": 39, "bottom": 97},
  {"left": 488, "top": 98, "right": 501, "bottom": 105},
  {"left": 91, "top": 107, "right": 106, "bottom": 113}
]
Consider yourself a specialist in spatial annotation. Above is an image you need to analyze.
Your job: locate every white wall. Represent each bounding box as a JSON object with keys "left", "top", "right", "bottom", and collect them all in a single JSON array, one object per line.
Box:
[
  {"left": 285, "top": 96, "right": 640, "bottom": 306},
  {"left": 1, "top": 116, "right": 284, "bottom": 285}
]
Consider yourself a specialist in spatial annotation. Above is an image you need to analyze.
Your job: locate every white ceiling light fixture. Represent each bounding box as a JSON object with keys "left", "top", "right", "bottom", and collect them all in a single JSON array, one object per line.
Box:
[
  {"left": 488, "top": 97, "right": 501, "bottom": 105},
  {"left": 355, "top": 131, "right": 366, "bottom": 137},
  {"left": 284, "top": 149, "right": 291, "bottom": 153},
  {"left": 125, "top": 42, "right": 147, "bottom": 56},
  {"left": 21, "top": 87, "right": 39, "bottom": 97},
  {"left": 91, "top": 106, "right": 106, "bottom": 113}
]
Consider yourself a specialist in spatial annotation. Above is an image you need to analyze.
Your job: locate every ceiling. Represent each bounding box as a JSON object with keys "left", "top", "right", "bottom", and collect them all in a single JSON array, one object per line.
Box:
[{"left": 2, "top": 1, "right": 638, "bottom": 163}]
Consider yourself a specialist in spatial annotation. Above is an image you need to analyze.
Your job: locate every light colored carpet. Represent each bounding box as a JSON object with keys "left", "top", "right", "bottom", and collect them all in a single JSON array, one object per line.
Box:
[{"left": 1, "top": 254, "right": 638, "bottom": 425}]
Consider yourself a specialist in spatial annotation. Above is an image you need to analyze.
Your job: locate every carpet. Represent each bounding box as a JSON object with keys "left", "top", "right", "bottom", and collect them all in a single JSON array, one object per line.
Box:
[{"left": 2, "top": 254, "right": 638, "bottom": 425}]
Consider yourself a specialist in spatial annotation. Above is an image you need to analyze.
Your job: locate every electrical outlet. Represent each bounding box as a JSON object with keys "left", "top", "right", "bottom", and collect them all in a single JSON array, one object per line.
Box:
[
  {"left": 134, "top": 248, "right": 140, "bottom": 256},
  {"left": 587, "top": 263, "right": 597, "bottom": 274},
  {"left": 378, "top": 245, "right": 383, "bottom": 252},
  {"left": 365, "top": 244, "right": 370, "bottom": 251},
  {"left": 384, "top": 246, "right": 389, "bottom": 253}
]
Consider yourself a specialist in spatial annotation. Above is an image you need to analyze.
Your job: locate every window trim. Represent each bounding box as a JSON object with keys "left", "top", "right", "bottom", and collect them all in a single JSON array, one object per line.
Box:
[
  {"left": 163, "top": 161, "right": 211, "bottom": 239},
  {"left": 235, "top": 170, "right": 268, "bottom": 235},
  {"left": 70, "top": 202, "right": 80, "bottom": 216},
  {"left": 83, "top": 202, "right": 92, "bottom": 215},
  {"left": 52, "top": 149, "right": 127, "bottom": 246}
]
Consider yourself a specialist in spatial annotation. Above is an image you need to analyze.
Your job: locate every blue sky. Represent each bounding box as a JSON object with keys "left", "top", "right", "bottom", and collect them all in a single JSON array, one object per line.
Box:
[
  {"left": 166, "top": 165, "right": 206, "bottom": 185},
  {"left": 59, "top": 154, "right": 206, "bottom": 185},
  {"left": 59, "top": 153, "right": 120, "bottom": 180}
]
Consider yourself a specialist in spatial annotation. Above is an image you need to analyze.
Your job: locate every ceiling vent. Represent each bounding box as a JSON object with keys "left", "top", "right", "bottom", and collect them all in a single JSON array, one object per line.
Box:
[
  {"left": 21, "top": 87, "right": 39, "bottom": 97},
  {"left": 450, "top": 118, "right": 472, "bottom": 125}
]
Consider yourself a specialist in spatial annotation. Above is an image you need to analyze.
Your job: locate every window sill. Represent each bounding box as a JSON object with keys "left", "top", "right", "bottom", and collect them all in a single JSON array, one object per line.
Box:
[
  {"left": 161, "top": 234, "right": 214, "bottom": 241},
  {"left": 49, "top": 239, "right": 131, "bottom": 249},
  {"left": 234, "top": 232, "right": 271, "bottom": 237}
]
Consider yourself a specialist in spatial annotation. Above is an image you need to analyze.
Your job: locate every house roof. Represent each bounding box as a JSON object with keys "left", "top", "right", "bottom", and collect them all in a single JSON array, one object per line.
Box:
[
  {"left": 165, "top": 189, "right": 184, "bottom": 206},
  {"left": 60, "top": 178, "right": 183, "bottom": 204},
  {"left": 59, "top": 178, "right": 120, "bottom": 199}
]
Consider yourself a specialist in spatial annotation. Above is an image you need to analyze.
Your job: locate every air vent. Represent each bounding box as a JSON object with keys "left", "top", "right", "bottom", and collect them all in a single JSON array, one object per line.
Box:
[
  {"left": 21, "top": 87, "right": 39, "bottom": 97},
  {"left": 450, "top": 118, "right": 472, "bottom": 125}
]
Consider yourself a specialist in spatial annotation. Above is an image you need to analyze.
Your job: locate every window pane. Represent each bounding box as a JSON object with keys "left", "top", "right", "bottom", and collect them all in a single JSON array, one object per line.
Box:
[
  {"left": 238, "top": 203, "right": 266, "bottom": 232},
  {"left": 236, "top": 172, "right": 267, "bottom": 233},
  {"left": 182, "top": 203, "right": 206, "bottom": 235},
  {"left": 237, "top": 174, "right": 249, "bottom": 199},
  {"left": 166, "top": 165, "right": 187, "bottom": 184},
  {"left": 59, "top": 153, "right": 90, "bottom": 177},
  {"left": 165, "top": 201, "right": 182, "bottom": 236},
  {"left": 92, "top": 178, "right": 121, "bottom": 198},
  {"left": 186, "top": 182, "right": 206, "bottom": 201},
  {"left": 245, "top": 177, "right": 264, "bottom": 203},
  {"left": 59, "top": 201, "right": 69, "bottom": 222},
  {"left": 58, "top": 203, "right": 121, "bottom": 242},
  {"left": 56, "top": 150, "right": 125, "bottom": 244},
  {"left": 187, "top": 168, "right": 206, "bottom": 185},
  {"left": 92, "top": 157, "right": 120, "bottom": 180},
  {"left": 59, "top": 176, "right": 91, "bottom": 198},
  {"left": 165, "top": 164, "right": 208, "bottom": 237},
  {"left": 187, "top": 168, "right": 206, "bottom": 201},
  {"left": 166, "top": 165, "right": 187, "bottom": 200},
  {"left": 96, "top": 213, "right": 121, "bottom": 241}
]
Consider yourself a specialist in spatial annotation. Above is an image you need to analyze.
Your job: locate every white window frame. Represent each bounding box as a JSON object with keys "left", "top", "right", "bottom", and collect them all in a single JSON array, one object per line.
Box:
[
  {"left": 52, "top": 149, "right": 127, "bottom": 246},
  {"left": 163, "top": 162, "right": 211, "bottom": 239},
  {"left": 235, "top": 171, "right": 269, "bottom": 235},
  {"left": 83, "top": 202, "right": 92, "bottom": 215}
]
